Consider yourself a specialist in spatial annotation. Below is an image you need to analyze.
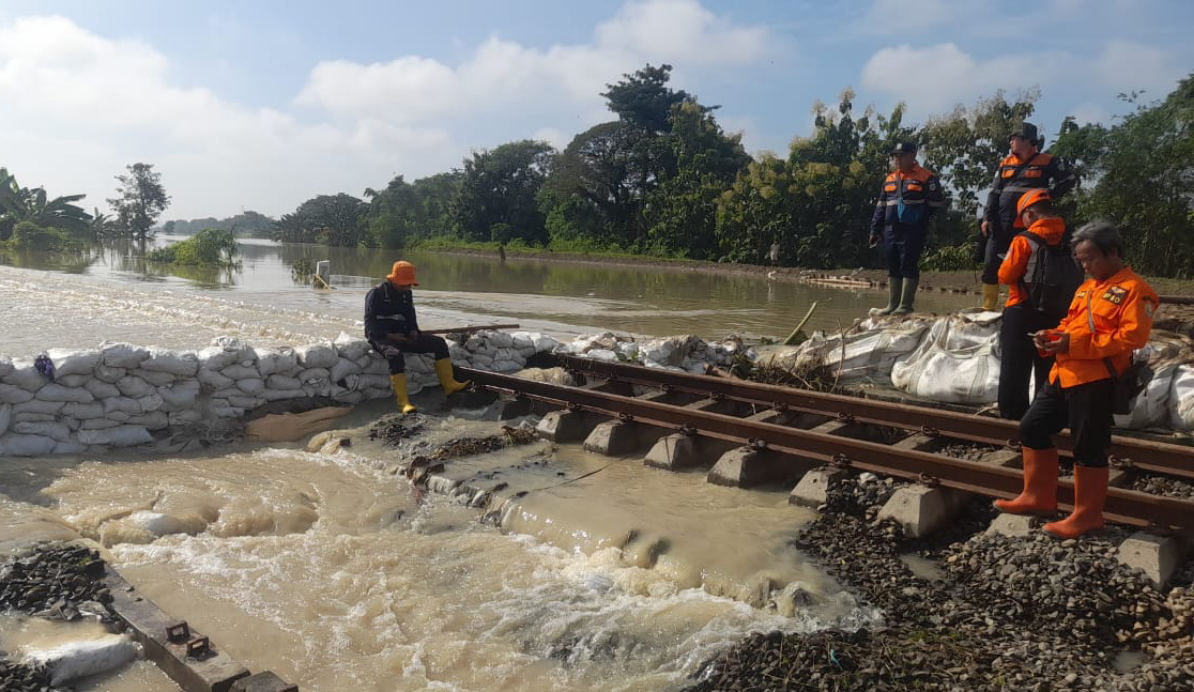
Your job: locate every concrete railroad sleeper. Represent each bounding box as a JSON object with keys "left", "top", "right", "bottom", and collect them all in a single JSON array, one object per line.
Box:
[
  {"left": 460, "top": 366, "right": 1194, "bottom": 532},
  {"left": 552, "top": 354, "right": 1194, "bottom": 481}
]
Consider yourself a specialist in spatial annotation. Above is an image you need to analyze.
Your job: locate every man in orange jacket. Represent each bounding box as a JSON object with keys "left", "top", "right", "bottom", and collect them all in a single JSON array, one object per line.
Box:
[
  {"left": 995, "top": 189, "right": 1081, "bottom": 420},
  {"left": 980, "top": 123, "right": 1076, "bottom": 310},
  {"left": 995, "top": 222, "right": 1158, "bottom": 538}
]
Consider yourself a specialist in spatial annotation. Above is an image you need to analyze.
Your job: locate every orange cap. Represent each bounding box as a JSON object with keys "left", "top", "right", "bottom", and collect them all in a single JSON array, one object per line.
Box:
[
  {"left": 386, "top": 260, "right": 418, "bottom": 285},
  {"left": 1017, "top": 188, "right": 1052, "bottom": 217}
]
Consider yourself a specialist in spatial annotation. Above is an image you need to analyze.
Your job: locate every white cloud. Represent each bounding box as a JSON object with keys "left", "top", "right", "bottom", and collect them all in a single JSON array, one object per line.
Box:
[
  {"left": 1093, "top": 39, "right": 1182, "bottom": 96},
  {"left": 860, "top": 43, "right": 1056, "bottom": 113},
  {"left": 858, "top": 39, "right": 1187, "bottom": 121},
  {"left": 0, "top": 1, "right": 771, "bottom": 218},
  {"left": 296, "top": 0, "right": 769, "bottom": 124}
]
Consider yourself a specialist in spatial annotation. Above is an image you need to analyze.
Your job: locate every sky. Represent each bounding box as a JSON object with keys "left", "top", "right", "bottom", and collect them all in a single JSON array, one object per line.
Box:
[{"left": 1, "top": 0, "right": 1191, "bottom": 220}]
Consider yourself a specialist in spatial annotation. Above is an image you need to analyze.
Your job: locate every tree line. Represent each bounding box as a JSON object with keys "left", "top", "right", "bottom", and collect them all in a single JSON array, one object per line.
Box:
[{"left": 274, "top": 64, "right": 1194, "bottom": 278}]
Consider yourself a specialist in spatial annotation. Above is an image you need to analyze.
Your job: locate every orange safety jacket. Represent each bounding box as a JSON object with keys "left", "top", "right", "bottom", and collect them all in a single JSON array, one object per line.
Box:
[
  {"left": 997, "top": 217, "right": 1068, "bottom": 308},
  {"left": 1048, "top": 267, "right": 1158, "bottom": 388},
  {"left": 869, "top": 164, "right": 945, "bottom": 237},
  {"left": 984, "top": 152, "right": 1075, "bottom": 233}
]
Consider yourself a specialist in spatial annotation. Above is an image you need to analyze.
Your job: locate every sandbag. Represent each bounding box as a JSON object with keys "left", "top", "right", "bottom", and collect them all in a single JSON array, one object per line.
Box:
[
  {"left": 257, "top": 347, "right": 299, "bottom": 376},
  {"left": 25, "top": 635, "right": 138, "bottom": 685},
  {"left": 0, "top": 403, "right": 9, "bottom": 435},
  {"left": 790, "top": 318, "right": 933, "bottom": 383},
  {"left": 891, "top": 313, "right": 1000, "bottom": 404},
  {"left": 1168, "top": 365, "right": 1194, "bottom": 431},
  {"left": 296, "top": 342, "right": 338, "bottom": 369},
  {"left": 333, "top": 332, "right": 372, "bottom": 361},
  {"left": 139, "top": 348, "right": 199, "bottom": 376},
  {"left": 100, "top": 342, "right": 150, "bottom": 369},
  {"left": 0, "top": 432, "right": 57, "bottom": 456},
  {"left": 35, "top": 384, "right": 95, "bottom": 403},
  {"left": 46, "top": 348, "right": 101, "bottom": 377}
]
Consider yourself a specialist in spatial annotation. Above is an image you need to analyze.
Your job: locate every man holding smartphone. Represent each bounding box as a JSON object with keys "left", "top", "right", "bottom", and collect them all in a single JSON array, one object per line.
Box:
[{"left": 995, "top": 222, "right": 1157, "bottom": 539}]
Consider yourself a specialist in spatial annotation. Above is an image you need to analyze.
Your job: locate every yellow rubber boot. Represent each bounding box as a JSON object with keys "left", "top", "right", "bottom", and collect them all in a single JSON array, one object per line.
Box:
[
  {"left": 434, "top": 358, "right": 470, "bottom": 396},
  {"left": 389, "top": 374, "right": 417, "bottom": 414},
  {"left": 981, "top": 283, "right": 1001, "bottom": 311}
]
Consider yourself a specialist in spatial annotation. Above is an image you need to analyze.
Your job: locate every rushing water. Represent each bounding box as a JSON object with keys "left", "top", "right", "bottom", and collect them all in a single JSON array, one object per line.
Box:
[{"left": 0, "top": 246, "right": 921, "bottom": 690}]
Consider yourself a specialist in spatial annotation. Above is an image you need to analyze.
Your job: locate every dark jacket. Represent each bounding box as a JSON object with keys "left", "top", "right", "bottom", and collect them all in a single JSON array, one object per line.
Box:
[
  {"left": 364, "top": 281, "right": 418, "bottom": 343},
  {"left": 869, "top": 164, "right": 945, "bottom": 237},
  {"left": 983, "top": 152, "right": 1076, "bottom": 237}
]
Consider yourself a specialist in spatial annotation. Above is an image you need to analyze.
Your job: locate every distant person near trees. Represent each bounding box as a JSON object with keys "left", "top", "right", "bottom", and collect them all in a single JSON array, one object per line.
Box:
[
  {"left": 364, "top": 261, "right": 471, "bottom": 414},
  {"left": 980, "top": 123, "right": 1076, "bottom": 311},
  {"left": 868, "top": 142, "right": 945, "bottom": 316},
  {"left": 995, "top": 189, "right": 1082, "bottom": 420},
  {"left": 996, "top": 222, "right": 1157, "bottom": 539}
]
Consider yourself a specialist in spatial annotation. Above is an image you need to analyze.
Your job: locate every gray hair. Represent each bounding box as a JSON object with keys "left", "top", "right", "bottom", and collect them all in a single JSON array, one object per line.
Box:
[{"left": 1072, "top": 220, "right": 1124, "bottom": 257}]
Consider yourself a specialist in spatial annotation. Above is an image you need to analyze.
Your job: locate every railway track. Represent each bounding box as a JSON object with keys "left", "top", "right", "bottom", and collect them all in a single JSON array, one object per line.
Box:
[{"left": 459, "top": 357, "right": 1194, "bottom": 533}]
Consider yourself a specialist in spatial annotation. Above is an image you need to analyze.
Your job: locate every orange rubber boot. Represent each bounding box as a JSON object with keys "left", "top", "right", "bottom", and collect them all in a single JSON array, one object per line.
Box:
[
  {"left": 1044, "top": 465, "right": 1108, "bottom": 539},
  {"left": 994, "top": 447, "right": 1059, "bottom": 515}
]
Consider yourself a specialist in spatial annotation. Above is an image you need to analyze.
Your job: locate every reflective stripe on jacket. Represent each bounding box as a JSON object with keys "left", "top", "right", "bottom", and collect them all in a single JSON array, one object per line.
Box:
[
  {"left": 1048, "top": 267, "right": 1157, "bottom": 388},
  {"left": 364, "top": 280, "right": 419, "bottom": 342},
  {"left": 983, "top": 152, "right": 1076, "bottom": 233},
  {"left": 869, "top": 164, "right": 945, "bottom": 236},
  {"left": 997, "top": 217, "right": 1067, "bottom": 308}
]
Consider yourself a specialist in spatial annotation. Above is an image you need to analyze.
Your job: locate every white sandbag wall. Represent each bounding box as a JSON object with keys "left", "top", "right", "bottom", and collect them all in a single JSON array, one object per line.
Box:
[
  {"left": 558, "top": 332, "right": 751, "bottom": 373},
  {"left": 0, "top": 330, "right": 562, "bottom": 457}
]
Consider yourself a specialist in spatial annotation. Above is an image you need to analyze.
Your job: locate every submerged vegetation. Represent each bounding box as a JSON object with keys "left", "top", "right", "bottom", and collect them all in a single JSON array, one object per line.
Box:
[{"left": 147, "top": 228, "right": 240, "bottom": 266}]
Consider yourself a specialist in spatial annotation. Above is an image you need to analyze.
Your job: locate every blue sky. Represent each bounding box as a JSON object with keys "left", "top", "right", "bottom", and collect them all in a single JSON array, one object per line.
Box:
[{"left": 1, "top": 0, "right": 1191, "bottom": 219}]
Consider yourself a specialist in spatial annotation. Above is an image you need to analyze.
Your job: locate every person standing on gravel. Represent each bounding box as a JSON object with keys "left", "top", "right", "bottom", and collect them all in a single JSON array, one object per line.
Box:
[
  {"left": 996, "top": 222, "right": 1157, "bottom": 539},
  {"left": 364, "top": 260, "right": 471, "bottom": 414},
  {"left": 868, "top": 142, "right": 945, "bottom": 316},
  {"left": 995, "top": 189, "right": 1082, "bottom": 420},
  {"left": 979, "top": 123, "right": 1076, "bottom": 311}
]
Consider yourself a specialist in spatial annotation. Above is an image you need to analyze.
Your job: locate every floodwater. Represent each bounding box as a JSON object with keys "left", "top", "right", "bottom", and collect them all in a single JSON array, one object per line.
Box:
[
  {"left": 0, "top": 243, "right": 920, "bottom": 690},
  {"left": 0, "top": 237, "right": 975, "bottom": 354},
  {"left": 0, "top": 414, "right": 876, "bottom": 691}
]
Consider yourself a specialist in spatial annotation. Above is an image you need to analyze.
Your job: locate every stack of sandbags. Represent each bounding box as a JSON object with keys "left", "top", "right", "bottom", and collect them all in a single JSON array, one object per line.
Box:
[
  {"left": 562, "top": 333, "right": 752, "bottom": 373},
  {"left": 454, "top": 330, "right": 558, "bottom": 372},
  {"left": 891, "top": 312, "right": 1001, "bottom": 404},
  {"left": 0, "top": 329, "right": 565, "bottom": 457}
]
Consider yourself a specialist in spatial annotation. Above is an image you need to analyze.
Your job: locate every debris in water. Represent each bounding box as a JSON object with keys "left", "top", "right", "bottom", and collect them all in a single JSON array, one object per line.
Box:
[
  {"left": 426, "top": 424, "right": 537, "bottom": 462},
  {"left": 367, "top": 414, "right": 426, "bottom": 446}
]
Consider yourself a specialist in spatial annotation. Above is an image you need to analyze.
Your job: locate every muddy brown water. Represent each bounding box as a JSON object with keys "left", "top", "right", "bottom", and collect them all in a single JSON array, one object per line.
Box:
[
  {"left": 0, "top": 255, "right": 915, "bottom": 690},
  {"left": 1, "top": 410, "right": 876, "bottom": 690}
]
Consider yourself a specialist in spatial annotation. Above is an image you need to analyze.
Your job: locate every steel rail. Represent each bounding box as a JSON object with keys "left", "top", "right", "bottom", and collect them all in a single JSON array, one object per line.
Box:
[
  {"left": 553, "top": 354, "right": 1194, "bottom": 480},
  {"left": 462, "top": 367, "right": 1194, "bottom": 530}
]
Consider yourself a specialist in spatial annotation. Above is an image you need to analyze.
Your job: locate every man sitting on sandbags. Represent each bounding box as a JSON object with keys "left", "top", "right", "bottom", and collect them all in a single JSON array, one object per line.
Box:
[{"left": 364, "top": 261, "right": 469, "bottom": 414}]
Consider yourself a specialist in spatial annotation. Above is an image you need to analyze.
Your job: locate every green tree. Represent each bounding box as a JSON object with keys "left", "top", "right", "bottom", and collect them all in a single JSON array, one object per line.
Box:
[
  {"left": 108, "top": 163, "right": 170, "bottom": 243},
  {"left": 290, "top": 193, "right": 368, "bottom": 246},
  {"left": 715, "top": 90, "right": 913, "bottom": 268},
  {"left": 1054, "top": 76, "right": 1194, "bottom": 276},
  {"left": 644, "top": 101, "right": 750, "bottom": 258},
  {"left": 455, "top": 140, "right": 555, "bottom": 245},
  {"left": 364, "top": 175, "right": 421, "bottom": 248},
  {"left": 0, "top": 168, "right": 92, "bottom": 241}
]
